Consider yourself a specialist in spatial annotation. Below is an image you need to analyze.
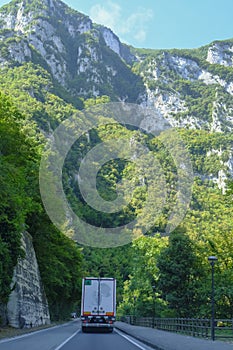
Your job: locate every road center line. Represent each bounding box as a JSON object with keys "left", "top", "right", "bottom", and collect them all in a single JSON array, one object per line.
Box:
[
  {"left": 116, "top": 329, "right": 148, "bottom": 350},
  {"left": 54, "top": 330, "right": 80, "bottom": 350}
]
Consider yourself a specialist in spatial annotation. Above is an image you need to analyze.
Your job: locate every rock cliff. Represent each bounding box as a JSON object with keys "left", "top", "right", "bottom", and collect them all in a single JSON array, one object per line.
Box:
[{"left": 6, "top": 232, "right": 50, "bottom": 328}]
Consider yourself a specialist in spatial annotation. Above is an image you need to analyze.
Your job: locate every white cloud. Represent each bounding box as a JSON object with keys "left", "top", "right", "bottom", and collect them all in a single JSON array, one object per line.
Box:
[
  {"left": 90, "top": 2, "right": 121, "bottom": 31},
  {"left": 121, "top": 8, "right": 153, "bottom": 43},
  {"left": 90, "top": 2, "right": 153, "bottom": 44},
  {"left": 134, "top": 29, "right": 146, "bottom": 43}
]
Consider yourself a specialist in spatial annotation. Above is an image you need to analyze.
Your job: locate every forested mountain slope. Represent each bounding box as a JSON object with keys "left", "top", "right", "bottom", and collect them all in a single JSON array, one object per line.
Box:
[{"left": 0, "top": 0, "right": 233, "bottom": 322}]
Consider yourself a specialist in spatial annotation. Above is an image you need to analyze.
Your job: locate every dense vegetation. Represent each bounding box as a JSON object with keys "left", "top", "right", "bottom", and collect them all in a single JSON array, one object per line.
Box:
[
  {"left": 0, "top": 93, "right": 83, "bottom": 321},
  {"left": 82, "top": 133, "right": 233, "bottom": 319},
  {"left": 62, "top": 114, "right": 233, "bottom": 318},
  {"left": 0, "top": 93, "right": 34, "bottom": 305},
  {"left": 1, "top": 65, "right": 233, "bottom": 323},
  {"left": 3, "top": 77, "right": 232, "bottom": 321},
  {"left": 118, "top": 181, "right": 233, "bottom": 318}
]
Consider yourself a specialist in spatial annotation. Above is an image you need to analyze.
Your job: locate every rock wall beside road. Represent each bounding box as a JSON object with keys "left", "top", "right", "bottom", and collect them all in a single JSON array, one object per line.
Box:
[{"left": 6, "top": 231, "right": 50, "bottom": 328}]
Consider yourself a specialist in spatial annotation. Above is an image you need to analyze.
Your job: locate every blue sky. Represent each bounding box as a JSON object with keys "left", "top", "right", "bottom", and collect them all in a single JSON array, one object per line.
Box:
[{"left": 0, "top": 0, "right": 233, "bottom": 49}]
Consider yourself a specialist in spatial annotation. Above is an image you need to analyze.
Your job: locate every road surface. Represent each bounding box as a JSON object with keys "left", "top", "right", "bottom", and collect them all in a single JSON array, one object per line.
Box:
[{"left": 0, "top": 320, "right": 153, "bottom": 350}]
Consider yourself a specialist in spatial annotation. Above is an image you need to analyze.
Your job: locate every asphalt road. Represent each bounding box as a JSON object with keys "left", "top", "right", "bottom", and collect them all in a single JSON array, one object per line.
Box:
[{"left": 0, "top": 320, "right": 153, "bottom": 350}]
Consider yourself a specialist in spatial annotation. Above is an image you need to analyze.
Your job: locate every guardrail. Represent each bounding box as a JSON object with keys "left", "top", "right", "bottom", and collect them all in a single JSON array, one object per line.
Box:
[{"left": 118, "top": 316, "right": 233, "bottom": 339}]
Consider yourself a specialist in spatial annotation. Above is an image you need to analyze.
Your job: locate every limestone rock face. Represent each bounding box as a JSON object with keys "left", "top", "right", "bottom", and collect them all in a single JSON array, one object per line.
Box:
[
  {"left": 207, "top": 42, "right": 233, "bottom": 67},
  {"left": 7, "top": 232, "right": 50, "bottom": 328},
  {"left": 0, "top": 0, "right": 138, "bottom": 97}
]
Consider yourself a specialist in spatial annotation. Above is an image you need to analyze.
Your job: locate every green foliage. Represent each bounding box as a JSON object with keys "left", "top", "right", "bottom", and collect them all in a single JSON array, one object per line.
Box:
[
  {"left": 132, "top": 45, "right": 209, "bottom": 62},
  {"left": 178, "top": 129, "right": 233, "bottom": 175},
  {"left": 118, "top": 235, "right": 168, "bottom": 317},
  {"left": 183, "top": 181, "right": 233, "bottom": 318},
  {"left": 81, "top": 244, "right": 132, "bottom": 305},
  {"left": 27, "top": 212, "right": 83, "bottom": 321},
  {"left": 0, "top": 92, "right": 83, "bottom": 321},
  {"left": 117, "top": 129, "right": 232, "bottom": 318},
  {"left": 0, "top": 92, "right": 38, "bottom": 303},
  {"left": 84, "top": 95, "right": 110, "bottom": 108},
  {"left": 0, "top": 63, "right": 80, "bottom": 131},
  {"left": 0, "top": 0, "right": 46, "bottom": 15},
  {"left": 1, "top": 81, "right": 232, "bottom": 321},
  {"left": 226, "top": 180, "right": 233, "bottom": 196},
  {"left": 157, "top": 231, "right": 204, "bottom": 317},
  {"left": 0, "top": 2, "right": 233, "bottom": 322}
]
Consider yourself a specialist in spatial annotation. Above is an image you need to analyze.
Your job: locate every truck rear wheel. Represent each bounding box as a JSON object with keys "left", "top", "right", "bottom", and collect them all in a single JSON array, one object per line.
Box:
[{"left": 82, "top": 326, "right": 86, "bottom": 333}]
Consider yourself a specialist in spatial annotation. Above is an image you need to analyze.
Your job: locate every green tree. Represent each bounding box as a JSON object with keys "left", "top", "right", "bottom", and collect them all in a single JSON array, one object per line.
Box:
[
  {"left": 0, "top": 92, "right": 38, "bottom": 304},
  {"left": 157, "top": 230, "right": 203, "bottom": 317},
  {"left": 184, "top": 181, "right": 233, "bottom": 318},
  {"left": 28, "top": 212, "right": 83, "bottom": 320},
  {"left": 0, "top": 92, "right": 84, "bottom": 322},
  {"left": 118, "top": 235, "right": 167, "bottom": 317}
]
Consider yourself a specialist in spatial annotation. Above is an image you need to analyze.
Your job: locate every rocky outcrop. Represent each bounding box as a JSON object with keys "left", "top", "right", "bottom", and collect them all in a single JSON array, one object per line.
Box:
[
  {"left": 0, "top": 0, "right": 138, "bottom": 97},
  {"left": 207, "top": 42, "right": 233, "bottom": 67},
  {"left": 138, "top": 48, "right": 233, "bottom": 132},
  {"left": 99, "top": 26, "right": 135, "bottom": 63},
  {"left": 0, "top": 0, "right": 232, "bottom": 157},
  {"left": 6, "top": 232, "right": 50, "bottom": 328}
]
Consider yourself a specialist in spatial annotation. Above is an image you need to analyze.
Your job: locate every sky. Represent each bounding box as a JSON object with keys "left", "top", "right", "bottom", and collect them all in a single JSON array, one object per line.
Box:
[{"left": 0, "top": 0, "right": 233, "bottom": 49}]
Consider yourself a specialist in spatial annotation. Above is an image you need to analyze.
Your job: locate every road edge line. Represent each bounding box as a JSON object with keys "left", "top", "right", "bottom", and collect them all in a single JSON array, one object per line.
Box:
[
  {"left": 0, "top": 321, "right": 79, "bottom": 344},
  {"left": 54, "top": 329, "right": 80, "bottom": 350},
  {"left": 116, "top": 329, "right": 151, "bottom": 350},
  {"left": 115, "top": 326, "right": 164, "bottom": 350}
]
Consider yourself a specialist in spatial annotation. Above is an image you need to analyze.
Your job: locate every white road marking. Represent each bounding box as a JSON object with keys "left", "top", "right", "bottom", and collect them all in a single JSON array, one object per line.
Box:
[
  {"left": 54, "top": 329, "right": 80, "bottom": 350},
  {"left": 0, "top": 324, "right": 65, "bottom": 344},
  {"left": 116, "top": 329, "right": 153, "bottom": 350},
  {"left": 0, "top": 322, "right": 79, "bottom": 345}
]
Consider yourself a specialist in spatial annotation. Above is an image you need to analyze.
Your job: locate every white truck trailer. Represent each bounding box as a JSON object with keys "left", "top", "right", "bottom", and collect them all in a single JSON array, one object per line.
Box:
[{"left": 81, "top": 277, "right": 116, "bottom": 332}]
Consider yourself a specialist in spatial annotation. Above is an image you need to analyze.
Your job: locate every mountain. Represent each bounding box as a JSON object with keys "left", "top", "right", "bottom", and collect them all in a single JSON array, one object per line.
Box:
[
  {"left": 0, "top": 0, "right": 233, "bottom": 130},
  {"left": 136, "top": 43, "right": 233, "bottom": 132},
  {"left": 0, "top": 0, "right": 233, "bottom": 324},
  {"left": 0, "top": 0, "right": 232, "bottom": 187},
  {"left": 0, "top": 0, "right": 143, "bottom": 102}
]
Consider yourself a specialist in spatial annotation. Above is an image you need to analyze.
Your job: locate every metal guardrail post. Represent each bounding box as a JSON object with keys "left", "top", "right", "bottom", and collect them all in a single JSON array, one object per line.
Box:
[{"left": 208, "top": 256, "right": 218, "bottom": 341}]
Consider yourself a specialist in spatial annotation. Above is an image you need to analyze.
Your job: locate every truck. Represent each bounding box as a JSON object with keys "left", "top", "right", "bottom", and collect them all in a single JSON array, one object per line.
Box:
[{"left": 81, "top": 277, "right": 116, "bottom": 332}]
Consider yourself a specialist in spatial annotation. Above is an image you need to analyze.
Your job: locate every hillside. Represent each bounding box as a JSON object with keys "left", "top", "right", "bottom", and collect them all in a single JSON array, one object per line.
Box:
[
  {"left": 0, "top": 0, "right": 233, "bottom": 323},
  {"left": 0, "top": 0, "right": 233, "bottom": 134}
]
